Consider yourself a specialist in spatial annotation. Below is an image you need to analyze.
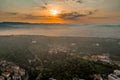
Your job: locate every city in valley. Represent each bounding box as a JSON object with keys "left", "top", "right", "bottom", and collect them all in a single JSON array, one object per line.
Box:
[{"left": 0, "top": 35, "right": 120, "bottom": 80}]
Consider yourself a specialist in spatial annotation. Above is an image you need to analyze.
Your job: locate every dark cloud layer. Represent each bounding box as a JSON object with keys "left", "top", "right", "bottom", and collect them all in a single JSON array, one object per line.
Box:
[
  {"left": 76, "top": 0, "right": 82, "bottom": 3},
  {"left": 0, "top": 11, "right": 18, "bottom": 16},
  {"left": 6, "top": 12, "right": 18, "bottom": 15},
  {"left": 59, "top": 12, "right": 86, "bottom": 20},
  {"left": 23, "top": 14, "right": 45, "bottom": 19},
  {"left": 59, "top": 9, "right": 97, "bottom": 20}
]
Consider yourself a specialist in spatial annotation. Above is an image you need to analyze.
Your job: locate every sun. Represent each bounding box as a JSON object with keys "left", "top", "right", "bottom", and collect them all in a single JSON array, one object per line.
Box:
[{"left": 50, "top": 10, "right": 58, "bottom": 16}]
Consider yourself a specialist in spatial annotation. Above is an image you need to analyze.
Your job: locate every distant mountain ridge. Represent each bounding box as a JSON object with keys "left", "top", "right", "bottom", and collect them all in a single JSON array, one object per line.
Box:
[
  {"left": 0, "top": 22, "right": 31, "bottom": 25},
  {"left": 0, "top": 22, "right": 120, "bottom": 26},
  {"left": 0, "top": 22, "right": 66, "bottom": 25}
]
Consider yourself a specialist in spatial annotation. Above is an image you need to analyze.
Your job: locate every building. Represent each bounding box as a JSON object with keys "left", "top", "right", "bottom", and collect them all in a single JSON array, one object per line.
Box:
[
  {"left": 0, "top": 60, "right": 26, "bottom": 80},
  {"left": 108, "top": 74, "right": 120, "bottom": 80},
  {"left": 49, "top": 78, "right": 56, "bottom": 80},
  {"left": 114, "top": 70, "right": 120, "bottom": 76},
  {"left": 93, "top": 74, "right": 103, "bottom": 80},
  {"left": 72, "top": 77, "right": 85, "bottom": 80},
  {"left": 2, "top": 72, "right": 10, "bottom": 78},
  {"left": 12, "top": 74, "right": 21, "bottom": 80},
  {"left": 2, "top": 72, "right": 11, "bottom": 80},
  {"left": 19, "top": 69, "right": 25, "bottom": 76},
  {"left": 0, "top": 76, "right": 4, "bottom": 80},
  {"left": 112, "top": 61, "right": 120, "bottom": 67},
  {"left": 108, "top": 70, "right": 120, "bottom": 80}
]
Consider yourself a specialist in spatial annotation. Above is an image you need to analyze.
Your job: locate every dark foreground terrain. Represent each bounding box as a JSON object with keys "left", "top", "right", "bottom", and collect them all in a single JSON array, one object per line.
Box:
[{"left": 0, "top": 35, "right": 120, "bottom": 80}]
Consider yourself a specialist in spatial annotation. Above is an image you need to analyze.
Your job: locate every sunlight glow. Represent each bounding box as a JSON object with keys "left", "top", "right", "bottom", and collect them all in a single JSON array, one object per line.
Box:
[{"left": 50, "top": 10, "right": 59, "bottom": 16}]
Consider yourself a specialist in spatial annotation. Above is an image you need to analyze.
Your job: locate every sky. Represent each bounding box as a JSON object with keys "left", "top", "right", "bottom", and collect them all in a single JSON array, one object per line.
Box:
[{"left": 0, "top": 0, "right": 120, "bottom": 23}]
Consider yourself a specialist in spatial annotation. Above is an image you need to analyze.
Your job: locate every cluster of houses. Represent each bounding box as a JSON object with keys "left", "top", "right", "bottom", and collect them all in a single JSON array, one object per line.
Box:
[
  {"left": 89, "top": 70, "right": 120, "bottom": 80},
  {"left": 112, "top": 61, "right": 120, "bottom": 67},
  {"left": 0, "top": 60, "right": 26, "bottom": 80},
  {"left": 48, "top": 46, "right": 69, "bottom": 54},
  {"left": 108, "top": 70, "right": 120, "bottom": 80},
  {"left": 82, "top": 54, "right": 120, "bottom": 80},
  {"left": 82, "top": 54, "right": 110, "bottom": 63}
]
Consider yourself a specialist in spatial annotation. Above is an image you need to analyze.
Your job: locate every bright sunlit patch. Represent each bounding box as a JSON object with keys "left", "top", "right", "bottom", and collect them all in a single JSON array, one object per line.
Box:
[{"left": 50, "top": 10, "right": 58, "bottom": 16}]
